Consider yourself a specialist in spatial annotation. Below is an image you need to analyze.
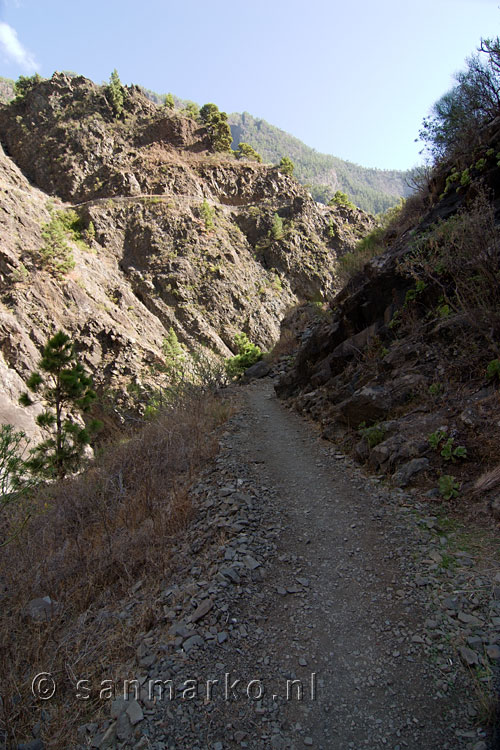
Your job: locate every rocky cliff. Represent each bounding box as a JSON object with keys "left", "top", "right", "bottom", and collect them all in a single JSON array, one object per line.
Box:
[
  {"left": 0, "top": 72, "right": 372, "bottom": 437},
  {"left": 275, "top": 140, "right": 500, "bottom": 519}
]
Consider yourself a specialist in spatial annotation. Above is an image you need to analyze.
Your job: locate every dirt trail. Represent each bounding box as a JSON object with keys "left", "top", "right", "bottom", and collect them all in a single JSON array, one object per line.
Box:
[
  {"left": 230, "top": 379, "right": 479, "bottom": 749},
  {"left": 96, "top": 378, "right": 492, "bottom": 749}
]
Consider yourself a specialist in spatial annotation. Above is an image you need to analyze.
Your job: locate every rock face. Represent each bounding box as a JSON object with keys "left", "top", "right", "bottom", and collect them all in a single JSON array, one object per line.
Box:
[
  {"left": 275, "top": 149, "right": 500, "bottom": 507},
  {"left": 0, "top": 72, "right": 371, "bottom": 435}
]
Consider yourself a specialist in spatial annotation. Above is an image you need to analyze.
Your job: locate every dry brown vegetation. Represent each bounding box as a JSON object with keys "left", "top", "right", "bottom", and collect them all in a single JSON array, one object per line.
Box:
[{"left": 0, "top": 391, "right": 231, "bottom": 748}]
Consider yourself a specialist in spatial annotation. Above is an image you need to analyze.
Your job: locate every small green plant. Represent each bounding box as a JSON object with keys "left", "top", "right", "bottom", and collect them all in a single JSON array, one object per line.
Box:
[
  {"left": 19, "top": 331, "right": 101, "bottom": 479},
  {"left": 486, "top": 358, "right": 500, "bottom": 381},
  {"left": 83, "top": 220, "right": 96, "bottom": 246},
  {"left": 162, "top": 327, "right": 187, "bottom": 383},
  {"left": 442, "top": 169, "right": 460, "bottom": 196},
  {"left": 278, "top": 156, "right": 294, "bottom": 176},
  {"left": 388, "top": 310, "right": 401, "bottom": 330},
  {"left": 225, "top": 333, "right": 262, "bottom": 379},
  {"left": 358, "top": 422, "right": 386, "bottom": 448},
  {"left": 428, "top": 429, "right": 447, "bottom": 450},
  {"left": 459, "top": 167, "right": 471, "bottom": 188},
  {"left": 270, "top": 213, "right": 284, "bottom": 240},
  {"left": 440, "top": 437, "right": 467, "bottom": 462},
  {"left": 436, "top": 300, "right": 451, "bottom": 318},
  {"left": 200, "top": 200, "right": 214, "bottom": 230},
  {"left": 11, "top": 263, "right": 29, "bottom": 283},
  {"left": 438, "top": 474, "right": 460, "bottom": 500},
  {"left": 475, "top": 157, "right": 487, "bottom": 170},
  {"left": 428, "top": 382, "right": 443, "bottom": 396},
  {"left": 404, "top": 279, "right": 426, "bottom": 306}
]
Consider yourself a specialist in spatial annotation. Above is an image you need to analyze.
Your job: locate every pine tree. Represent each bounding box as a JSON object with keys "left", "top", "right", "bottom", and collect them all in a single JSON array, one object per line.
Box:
[
  {"left": 19, "top": 331, "right": 101, "bottom": 479},
  {"left": 163, "top": 92, "right": 175, "bottom": 110},
  {"left": 199, "top": 102, "right": 233, "bottom": 152},
  {"left": 236, "top": 142, "right": 263, "bottom": 162},
  {"left": 278, "top": 156, "right": 295, "bottom": 176},
  {"left": 107, "top": 69, "right": 125, "bottom": 118}
]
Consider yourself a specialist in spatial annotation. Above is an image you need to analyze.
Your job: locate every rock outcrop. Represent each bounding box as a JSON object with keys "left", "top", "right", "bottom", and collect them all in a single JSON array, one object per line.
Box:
[{"left": 275, "top": 149, "right": 500, "bottom": 514}]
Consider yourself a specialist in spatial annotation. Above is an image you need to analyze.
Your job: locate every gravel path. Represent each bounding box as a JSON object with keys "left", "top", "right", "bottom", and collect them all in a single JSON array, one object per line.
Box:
[{"left": 85, "top": 379, "right": 499, "bottom": 750}]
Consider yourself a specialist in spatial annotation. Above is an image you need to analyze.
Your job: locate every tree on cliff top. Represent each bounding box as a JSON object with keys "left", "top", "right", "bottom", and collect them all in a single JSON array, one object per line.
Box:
[{"left": 200, "top": 102, "right": 233, "bottom": 152}]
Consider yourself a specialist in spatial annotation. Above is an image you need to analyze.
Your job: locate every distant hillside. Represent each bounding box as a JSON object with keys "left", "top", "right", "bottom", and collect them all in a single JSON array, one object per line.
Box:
[
  {"left": 229, "top": 112, "right": 411, "bottom": 214},
  {"left": 0, "top": 77, "right": 14, "bottom": 104}
]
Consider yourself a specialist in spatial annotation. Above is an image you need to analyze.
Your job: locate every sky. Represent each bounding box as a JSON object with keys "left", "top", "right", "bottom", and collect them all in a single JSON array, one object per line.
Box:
[{"left": 0, "top": 0, "right": 499, "bottom": 171}]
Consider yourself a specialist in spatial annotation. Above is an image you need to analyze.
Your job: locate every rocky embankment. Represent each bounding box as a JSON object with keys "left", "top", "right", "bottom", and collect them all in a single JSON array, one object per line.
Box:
[
  {"left": 0, "top": 72, "right": 372, "bottom": 437},
  {"left": 275, "top": 150, "right": 500, "bottom": 521}
]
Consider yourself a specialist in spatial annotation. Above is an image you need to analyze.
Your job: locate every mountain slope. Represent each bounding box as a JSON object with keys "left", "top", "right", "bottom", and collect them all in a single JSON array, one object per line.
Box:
[
  {"left": 0, "top": 71, "right": 372, "bottom": 437},
  {"left": 229, "top": 111, "right": 411, "bottom": 213}
]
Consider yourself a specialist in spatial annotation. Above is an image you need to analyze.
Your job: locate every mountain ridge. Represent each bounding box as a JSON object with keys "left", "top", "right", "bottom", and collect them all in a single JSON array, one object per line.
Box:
[
  {"left": 0, "top": 75, "right": 409, "bottom": 213},
  {"left": 229, "top": 110, "right": 412, "bottom": 213}
]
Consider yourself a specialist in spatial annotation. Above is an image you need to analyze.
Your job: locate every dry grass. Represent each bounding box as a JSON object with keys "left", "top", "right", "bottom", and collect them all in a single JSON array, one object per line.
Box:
[
  {"left": 474, "top": 465, "right": 500, "bottom": 496},
  {"left": 0, "top": 391, "right": 231, "bottom": 749}
]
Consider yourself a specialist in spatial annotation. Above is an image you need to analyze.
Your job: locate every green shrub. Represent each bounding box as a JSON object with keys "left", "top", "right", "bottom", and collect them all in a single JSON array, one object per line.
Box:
[
  {"left": 13, "top": 73, "right": 43, "bottom": 102},
  {"left": 440, "top": 437, "right": 467, "bottom": 462},
  {"left": 200, "top": 200, "right": 214, "bottom": 230},
  {"left": 225, "top": 333, "right": 262, "bottom": 378},
  {"left": 182, "top": 101, "right": 200, "bottom": 120},
  {"left": 270, "top": 213, "right": 284, "bottom": 240},
  {"left": 487, "top": 358, "right": 500, "bottom": 381},
  {"left": 329, "top": 190, "right": 356, "bottom": 210},
  {"left": 358, "top": 422, "right": 386, "bottom": 448},
  {"left": 236, "top": 142, "right": 263, "bottom": 162},
  {"left": 162, "top": 327, "right": 187, "bottom": 384},
  {"left": 428, "top": 429, "right": 447, "bottom": 450},
  {"left": 35, "top": 210, "right": 78, "bottom": 278},
  {"left": 398, "top": 190, "right": 500, "bottom": 346},
  {"left": 428, "top": 382, "right": 443, "bottom": 396}
]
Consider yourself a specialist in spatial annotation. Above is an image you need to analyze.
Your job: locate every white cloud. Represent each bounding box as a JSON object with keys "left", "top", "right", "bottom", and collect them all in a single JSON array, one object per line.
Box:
[{"left": 0, "top": 21, "right": 37, "bottom": 71}]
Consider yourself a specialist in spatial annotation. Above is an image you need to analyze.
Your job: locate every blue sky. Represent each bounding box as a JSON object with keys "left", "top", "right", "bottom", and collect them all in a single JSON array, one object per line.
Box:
[{"left": 0, "top": 0, "right": 499, "bottom": 170}]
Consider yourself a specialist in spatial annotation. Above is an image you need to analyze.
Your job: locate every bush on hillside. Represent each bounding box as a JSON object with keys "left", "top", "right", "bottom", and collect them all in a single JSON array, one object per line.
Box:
[
  {"left": 236, "top": 142, "right": 263, "bottom": 162},
  {"left": 13, "top": 73, "right": 43, "bottom": 101},
  {"left": 225, "top": 332, "right": 263, "bottom": 378}
]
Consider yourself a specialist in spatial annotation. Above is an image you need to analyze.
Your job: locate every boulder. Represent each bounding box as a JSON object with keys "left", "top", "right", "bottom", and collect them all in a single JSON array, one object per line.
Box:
[
  {"left": 338, "top": 386, "right": 392, "bottom": 426},
  {"left": 392, "top": 458, "right": 430, "bottom": 487},
  {"left": 243, "top": 361, "right": 271, "bottom": 380}
]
